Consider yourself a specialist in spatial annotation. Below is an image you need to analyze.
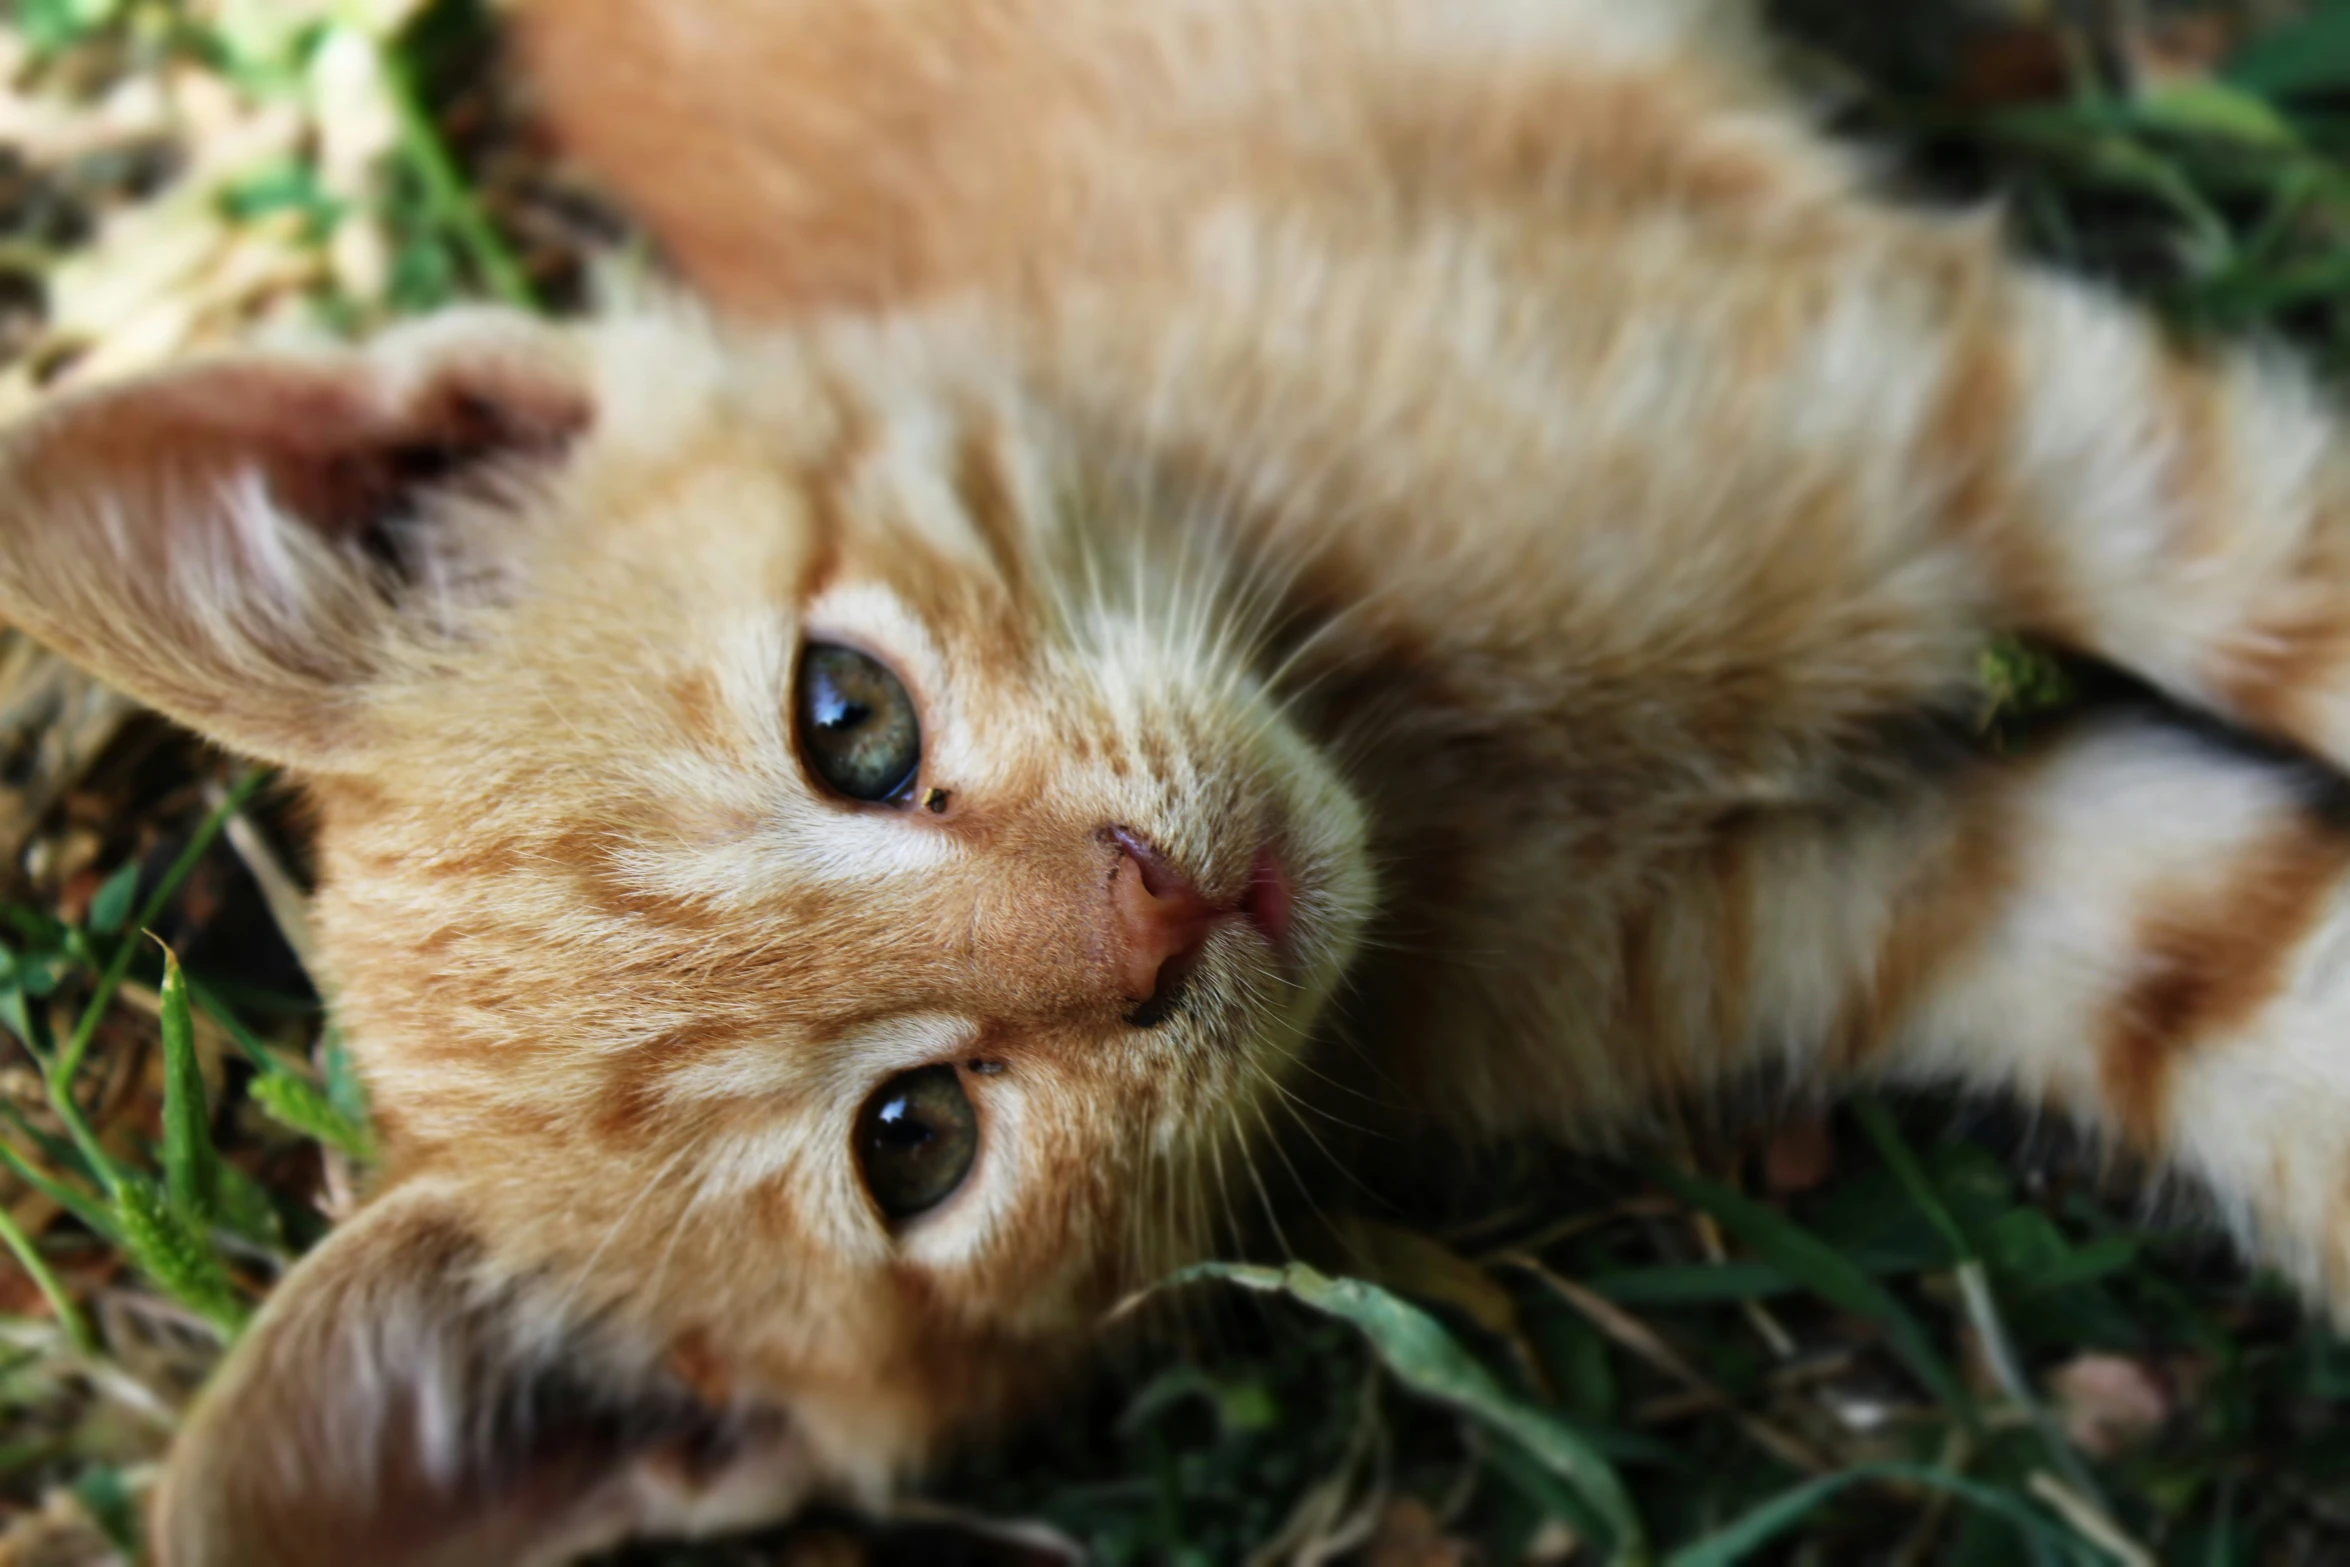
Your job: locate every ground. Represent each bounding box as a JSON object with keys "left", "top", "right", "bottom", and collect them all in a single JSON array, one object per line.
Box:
[{"left": 2, "top": 2, "right": 2349, "bottom": 1563}]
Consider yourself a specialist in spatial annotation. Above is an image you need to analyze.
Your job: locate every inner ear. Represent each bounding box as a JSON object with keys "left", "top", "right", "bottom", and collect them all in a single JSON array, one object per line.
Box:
[
  {"left": 152, "top": 1183, "right": 811, "bottom": 1567},
  {"left": 0, "top": 310, "right": 592, "bottom": 769},
  {"left": 218, "top": 362, "right": 588, "bottom": 582}
]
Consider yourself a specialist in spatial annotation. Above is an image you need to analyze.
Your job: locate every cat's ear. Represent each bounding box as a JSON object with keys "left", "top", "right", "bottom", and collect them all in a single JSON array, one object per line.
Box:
[
  {"left": 0, "top": 311, "right": 591, "bottom": 770},
  {"left": 152, "top": 1182, "right": 809, "bottom": 1567}
]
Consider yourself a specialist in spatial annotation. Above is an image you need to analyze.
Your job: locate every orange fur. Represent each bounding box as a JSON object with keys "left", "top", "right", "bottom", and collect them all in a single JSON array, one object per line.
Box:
[{"left": 5, "top": 1, "right": 2350, "bottom": 1559}]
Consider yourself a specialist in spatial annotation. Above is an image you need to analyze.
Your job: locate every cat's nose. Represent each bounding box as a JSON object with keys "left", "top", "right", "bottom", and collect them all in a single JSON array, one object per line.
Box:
[{"left": 1104, "top": 826, "right": 1223, "bottom": 1016}]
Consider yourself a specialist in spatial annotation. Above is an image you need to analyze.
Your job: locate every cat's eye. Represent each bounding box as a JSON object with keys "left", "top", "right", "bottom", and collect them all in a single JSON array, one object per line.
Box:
[
  {"left": 796, "top": 644, "right": 922, "bottom": 803},
  {"left": 855, "top": 1065, "right": 980, "bottom": 1222}
]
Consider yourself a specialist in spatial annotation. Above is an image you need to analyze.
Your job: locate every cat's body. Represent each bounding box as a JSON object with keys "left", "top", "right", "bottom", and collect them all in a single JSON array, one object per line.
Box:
[
  {"left": 532, "top": 0, "right": 2350, "bottom": 1251},
  {"left": 6, "top": 1, "right": 2350, "bottom": 1560}
]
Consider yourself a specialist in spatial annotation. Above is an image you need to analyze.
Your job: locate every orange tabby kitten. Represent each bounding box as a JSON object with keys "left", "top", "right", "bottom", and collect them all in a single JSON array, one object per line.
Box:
[{"left": 4, "top": 0, "right": 2350, "bottom": 1559}]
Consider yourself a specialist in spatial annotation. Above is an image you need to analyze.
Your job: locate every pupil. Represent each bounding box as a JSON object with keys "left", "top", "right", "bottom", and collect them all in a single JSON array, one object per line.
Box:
[
  {"left": 821, "top": 696, "right": 871, "bottom": 732},
  {"left": 876, "top": 1099, "right": 934, "bottom": 1147}
]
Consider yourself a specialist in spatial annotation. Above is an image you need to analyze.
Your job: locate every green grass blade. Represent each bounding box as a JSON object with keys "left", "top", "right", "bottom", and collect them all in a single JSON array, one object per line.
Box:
[
  {"left": 1665, "top": 1464, "right": 2100, "bottom": 1567},
  {"left": 1639, "top": 1159, "right": 1975, "bottom": 1428},
  {"left": 1849, "top": 1100, "right": 1971, "bottom": 1260},
  {"left": 0, "top": 1202, "right": 95, "bottom": 1356},
  {"left": 184, "top": 981, "right": 375, "bottom": 1160},
  {"left": 113, "top": 1176, "right": 248, "bottom": 1336},
  {"left": 156, "top": 946, "right": 218, "bottom": 1224},
  {"left": 185, "top": 976, "right": 304, "bottom": 1076},
  {"left": 0, "top": 984, "right": 33, "bottom": 1058},
  {"left": 1185, "top": 1261, "right": 1650, "bottom": 1562},
  {"left": 2207, "top": 1475, "right": 2240, "bottom": 1567},
  {"left": 0, "top": 1102, "right": 101, "bottom": 1191},
  {"left": 1850, "top": 1104, "right": 2118, "bottom": 1519},
  {"left": 249, "top": 1072, "right": 374, "bottom": 1163},
  {"left": 0, "top": 1132, "right": 118, "bottom": 1244},
  {"left": 55, "top": 769, "right": 270, "bottom": 1093},
  {"left": 366, "top": 21, "right": 540, "bottom": 309},
  {"left": 36, "top": 772, "right": 270, "bottom": 1198},
  {"left": 1484, "top": 1427, "right": 1611, "bottom": 1545}
]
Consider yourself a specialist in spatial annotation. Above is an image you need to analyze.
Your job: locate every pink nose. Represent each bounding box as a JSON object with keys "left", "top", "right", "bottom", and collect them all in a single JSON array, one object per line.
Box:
[{"left": 1105, "top": 826, "right": 1222, "bottom": 1014}]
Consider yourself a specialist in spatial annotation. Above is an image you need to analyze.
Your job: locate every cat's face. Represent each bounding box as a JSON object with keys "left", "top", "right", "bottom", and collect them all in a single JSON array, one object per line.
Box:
[{"left": 0, "top": 310, "right": 1372, "bottom": 1558}]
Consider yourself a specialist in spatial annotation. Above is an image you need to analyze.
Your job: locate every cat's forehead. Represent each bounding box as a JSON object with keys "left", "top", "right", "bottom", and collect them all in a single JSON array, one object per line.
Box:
[
  {"left": 566, "top": 315, "right": 1048, "bottom": 612},
  {"left": 355, "top": 316, "right": 1067, "bottom": 759}
]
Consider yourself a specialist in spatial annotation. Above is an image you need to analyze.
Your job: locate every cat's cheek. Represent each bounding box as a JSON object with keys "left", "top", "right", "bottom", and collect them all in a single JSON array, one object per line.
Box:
[{"left": 1253, "top": 720, "right": 1379, "bottom": 1004}]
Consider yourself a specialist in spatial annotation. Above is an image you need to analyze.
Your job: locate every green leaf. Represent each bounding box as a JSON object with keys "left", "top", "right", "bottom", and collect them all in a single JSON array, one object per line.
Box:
[
  {"left": 19, "top": 0, "right": 120, "bottom": 54},
  {"left": 0, "top": 907, "right": 63, "bottom": 947},
  {"left": 212, "top": 1160, "right": 289, "bottom": 1256},
  {"left": 2134, "top": 82, "right": 2302, "bottom": 148},
  {"left": 220, "top": 157, "right": 346, "bottom": 231},
  {"left": 322, "top": 1026, "right": 374, "bottom": 1130},
  {"left": 2228, "top": 4, "right": 2350, "bottom": 99},
  {"left": 1184, "top": 1262, "right": 1649, "bottom": 1561},
  {"left": 1640, "top": 1160, "right": 1975, "bottom": 1425},
  {"left": 1120, "top": 1364, "right": 1281, "bottom": 1438},
  {"left": 1664, "top": 1464, "right": 2093, "bottom": 1567},
  {"left": 17, "top": 957, "right": 59, "bottom": 1000},
  {"left": 85, "top": 863, "right": 138, "bottom": 938},
  {"left": 213, "top": 0, "right": 329, "bottom": 79},
  {"left": 157, "top": 948, "right": 219, "bottom": 1224},
  {"left": 1987, "top": 1208, "right": 2075, "bottom": 1280},
  {"left": 251, "top": 1071, "right": 374, "bottom": 1162},
  {"left": 71, "top": 1465, "right": 142, "bottom": 1555},
  {"left": 113, "top": 1177, "right": 247, "bottom": 1334},
  {"left": 1591, "top": 1261, "right": 1798, "bottom": 1305}
]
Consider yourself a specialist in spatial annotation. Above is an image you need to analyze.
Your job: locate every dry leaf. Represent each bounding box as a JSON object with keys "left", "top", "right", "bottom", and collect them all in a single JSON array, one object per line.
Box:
[
  {"left": 1522, "top": 1518, "right": 1582, "bottom": 1566},
  {"left": 2048, "top": 1353, "right": 2171, "bottom": 1458},
  {"left": 0, "top": 1487, "right": 125, "bottom": 1567},
  {"left": 1343, "top": 1219, "right": 1523, "bottom": 1341},
  {"left": 1365, "top": 1498, "right": 1474, "bottom": 1567},
  {"left": 1761, "top": 1111, "right": 1835, "bottom": 1195}
]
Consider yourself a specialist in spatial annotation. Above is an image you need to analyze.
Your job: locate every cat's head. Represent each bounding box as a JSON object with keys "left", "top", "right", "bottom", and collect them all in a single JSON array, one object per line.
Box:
[{"left": 0, "top": 308, "right": 1372, "bottom": 1562}]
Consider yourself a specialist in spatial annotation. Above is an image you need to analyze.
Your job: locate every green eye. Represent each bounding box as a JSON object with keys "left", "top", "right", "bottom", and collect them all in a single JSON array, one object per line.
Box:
[
  {"left": 795, "top": 644, "right": 921, "bottom": 803},
  {"left": 855, "top": 1065, "right": 979, "bottom": 1223}
]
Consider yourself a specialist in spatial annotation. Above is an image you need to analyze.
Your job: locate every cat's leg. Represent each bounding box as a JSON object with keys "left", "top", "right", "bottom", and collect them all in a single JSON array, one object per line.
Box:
[
  {"left": 1897, "top": 250, "right": 2350, "bottom": 772},
  {"left": 1697, "top": 713, "right": 2350, "bottom": 1305}
]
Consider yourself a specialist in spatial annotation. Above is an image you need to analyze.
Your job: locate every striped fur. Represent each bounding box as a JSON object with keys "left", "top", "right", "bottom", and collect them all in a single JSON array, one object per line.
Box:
[{"left": 2, "top": 0, "right": 2350, "bottom": 1558}]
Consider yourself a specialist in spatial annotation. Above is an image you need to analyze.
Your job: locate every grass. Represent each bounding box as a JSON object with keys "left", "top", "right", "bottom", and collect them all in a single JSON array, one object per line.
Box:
[{"left": 4, "top": 1, "right": 2350, "bottom": 1562}]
